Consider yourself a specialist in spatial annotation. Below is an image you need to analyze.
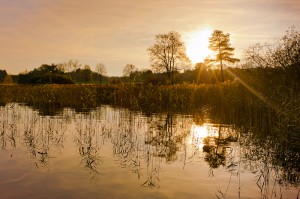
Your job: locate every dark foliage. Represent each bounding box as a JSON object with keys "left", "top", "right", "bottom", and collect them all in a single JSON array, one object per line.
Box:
[
  {"left": 17, "top": 64, "right": 73, "bottom": 84},
  {"left": 18, "top": 73, "right": 74, "bottom": 84},
  {"left": 0, "top": 70, "right": 8, "bottom": 83}
]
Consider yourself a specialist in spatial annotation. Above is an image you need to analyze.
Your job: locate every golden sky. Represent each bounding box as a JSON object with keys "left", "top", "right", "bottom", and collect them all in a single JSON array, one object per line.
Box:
[{"left": 1, "top": 0, "right": 299, "bottom": 75}]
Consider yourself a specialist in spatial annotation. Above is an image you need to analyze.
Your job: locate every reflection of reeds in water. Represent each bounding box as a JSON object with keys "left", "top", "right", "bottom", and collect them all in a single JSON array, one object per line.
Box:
[
  {"left": 189, "top": 123, "right": 239, "bottom": 170},
  {"left": 1, "top": 83, "right": 299, "bottom": 145},
  {"left": 0, "top": 103, "right": 298, "bottom": 197},
  {"left": 141, "top": 113, "right": 193, "bottom": 188},
  {"left": 239, "top": 129, "right": 300, "bottom": 199},
  {"left": 23, "top": 111, "right": 66, "bottom": 168},
  {"left": 188, "top": 121, "right": 299, "bottom": 199},
  {"left": 0, "top": 103, "right": 66, "bottom": 168},
  {"left": 74, "top": 113, "right": 104, "bottom": 181},
  {"left": 0, "top": 104, "right": 22, "bottom": 154},
  {"left": 1, "top": 83, "right": 298, "bottom": 141}
]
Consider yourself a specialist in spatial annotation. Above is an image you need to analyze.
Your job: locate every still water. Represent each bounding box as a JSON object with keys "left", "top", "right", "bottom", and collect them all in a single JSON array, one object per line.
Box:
[{"left": 0, "top": 103, "right": 299, "bottom": 199}]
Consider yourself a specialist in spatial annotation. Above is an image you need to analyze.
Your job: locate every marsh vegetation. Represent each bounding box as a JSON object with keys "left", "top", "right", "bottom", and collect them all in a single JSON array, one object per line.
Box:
[
  {"left": 0, "top": 103, "right": 299, "bottom": 198},
  {"left": 0, "top": 27, "right": 299, "bottom": 198}
]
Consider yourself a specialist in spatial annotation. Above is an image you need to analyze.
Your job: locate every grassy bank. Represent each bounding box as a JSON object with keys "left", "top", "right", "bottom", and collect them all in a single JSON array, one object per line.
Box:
[
  {"left": 0, "top": 82, "right": 255, "bottom": 113},
  {"left": 0, "top": 83, "right": 299, "bottom": 139}
]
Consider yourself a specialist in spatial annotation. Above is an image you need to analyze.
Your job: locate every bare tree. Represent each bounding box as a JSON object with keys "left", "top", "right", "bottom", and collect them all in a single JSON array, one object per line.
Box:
[
  {"left": 123, "top": 64, "right": 138, "bottom": 83},
  {"left": 64, "top": 59, "right": 81, "bottom": 72},
  {"left": 275, "top": 26, "right": 300, "bottom": 70},
  {"left": 95, "top": 63, "right": 107, "bottom": 84},
  {"left": 243, "top": 43, "right": 274, "bottom": 68},
  {"left": 59, "top": 59, "right": 81, "bottom": 81},
  {"left": 56, "top": 63, "right": 66, "bottom": 73},
  {"left": 123, "top": 64, "right": 136, "bottom": 77},
  {"left": 148, "top": 31, "right": 190, "bottom": 84},
  {"left": 207, "top": 30, "right": 240, "bottom": 82},
  {"left": 244, "top": 26, "right": 300, "bottom": 71}
]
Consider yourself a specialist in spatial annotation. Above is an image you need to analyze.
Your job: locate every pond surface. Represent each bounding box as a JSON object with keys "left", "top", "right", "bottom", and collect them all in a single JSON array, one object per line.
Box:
[{"left": 0, "top": 103, "right": 299, "bottom": 199}]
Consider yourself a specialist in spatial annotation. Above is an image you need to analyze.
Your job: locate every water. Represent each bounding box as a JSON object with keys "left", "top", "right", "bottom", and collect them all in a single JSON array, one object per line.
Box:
[{"left": 0, "top": 103, "right": 299, "bottom": 199}]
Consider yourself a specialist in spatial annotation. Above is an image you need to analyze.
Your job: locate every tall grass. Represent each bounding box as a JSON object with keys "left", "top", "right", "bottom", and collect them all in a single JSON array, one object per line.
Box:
[{"left": 0, "top": 83, "right": 298, "bottom": 140}]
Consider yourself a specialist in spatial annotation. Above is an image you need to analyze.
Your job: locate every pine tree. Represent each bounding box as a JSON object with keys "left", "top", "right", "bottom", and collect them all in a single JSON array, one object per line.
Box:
[{"left": 207, "top": 30, "right": 240, "bottom": 82}]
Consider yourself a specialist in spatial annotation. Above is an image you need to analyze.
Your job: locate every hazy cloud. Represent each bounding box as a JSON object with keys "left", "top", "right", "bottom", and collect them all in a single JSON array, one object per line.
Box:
[{"left": 0, "top": 0, "right": 299, "bottom": 75}]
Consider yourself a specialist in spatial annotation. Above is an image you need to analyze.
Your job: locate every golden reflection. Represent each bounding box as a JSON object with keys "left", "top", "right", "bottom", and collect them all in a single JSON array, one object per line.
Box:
[
  {"left": 191, "top": 124, "right": 209, "bottom": 139},
  {"left": 190, "top": 123, "right": 216, "bottom": 149}
]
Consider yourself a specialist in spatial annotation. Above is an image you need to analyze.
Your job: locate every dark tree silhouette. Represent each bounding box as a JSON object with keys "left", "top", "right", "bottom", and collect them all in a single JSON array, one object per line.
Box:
[
  {"left": 0, "top": 69, "right": 7, "bottom": 83},
  {"left": 95, "top": 63, "right": 107, "bottom": 84},
  {"left": 207, "top": 30, "right": 239, "bottom": 82},
  {"left": 148, "top": 31, "right": 190, "bottom": 84}
]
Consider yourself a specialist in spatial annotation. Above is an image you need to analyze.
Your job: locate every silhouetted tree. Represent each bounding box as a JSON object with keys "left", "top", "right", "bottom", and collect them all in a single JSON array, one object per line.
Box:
[
  {"left": 95, "top": 63, "right": 107, "bottom": 84},
  {"left": 148, "top": 31, "right": 191, "bottom": 84},
  {"left": 82, "top": 65, "right": 92, "bottom": 83},
  {"left": 34, "top": 64, "right": 63, "bottom": 75},
  {"left": 123, "top": 64, "right": 136, "bottom": 77},
  {"left": 16, "top": 64, "right": 73, "bottom": 84},
  {"left": 194, "top": 62, "right": 210, "bottom": 84},
  {"left": 123, "top": 64, "right": 137, "bottom": 83},
  {"left": 274, "top": 27, "right": 300, "bottom": 71},
  {"left": 244, "top": 26, "right": 300, "bottom": 92},
  {"left": 60, "top": 59, "right": 81, "bottom": 81},
  {"left": 64, "top": 59, "right": 81, "bottom": 72},
  {"left": 0, "top": 70, "right": 7, "bottom": 83},
  {"left": 245, "top": 27, "right": 300, "bottom": 70},
  {"left": 207, "top": 30, "right": 239, "bottom": 82},
  {"left": 2, "top": 75, "right": 13, "bottom": 84}
]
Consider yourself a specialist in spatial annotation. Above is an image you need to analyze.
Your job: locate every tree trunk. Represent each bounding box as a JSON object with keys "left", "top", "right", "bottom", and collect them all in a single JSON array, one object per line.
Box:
[
  {"left": 220, "top": 59, "right": 224, "bottom": 82},
  {"left": 99, "top": 75, "right": 102, "bottom": 84}
]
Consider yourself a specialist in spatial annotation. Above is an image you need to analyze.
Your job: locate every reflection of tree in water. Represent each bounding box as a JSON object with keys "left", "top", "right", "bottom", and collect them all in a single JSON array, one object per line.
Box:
[
  {"left": 109, "top": 111, "right": 192, "bottom": 188},
  {"left": 145, "top": 113, "right": 186, "bottom": 162},
  {"left": 142, "top": 113, "right": 191, "bottom": 188},
  {"left": 197, "top": 122, "right": 300, "bottom": 199},
  {"left": 31, "top": 103, "right": 64, "bottom": 116},
  {"left": 188, "top": 123, "right": 241, "bottom": 198},
  {"left": 197, "top": 124, "right": 238, "bottom": 170},
  {"left": 15, "top": 107, "right": 190, "bottom": 188},
  {"left": 0, "top": 104, "right": 193, "bottom": 189},
  {"left": 1, "top": 103, "right": 298, "bottom": 197}
]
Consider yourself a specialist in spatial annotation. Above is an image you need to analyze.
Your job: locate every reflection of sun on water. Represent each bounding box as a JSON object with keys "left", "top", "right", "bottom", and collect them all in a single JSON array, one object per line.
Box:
[
  {"left": 189, "top": 123, "right": 218, "bottom": 149},
  {"left": 191, "top": 124, "right": 208, "bottom": 139},
  {"left": 189, "top": 124, "right": 209, "bottom": 149},
  {"left": 185, "top": 28, "right": 213, "bottom": 64}
]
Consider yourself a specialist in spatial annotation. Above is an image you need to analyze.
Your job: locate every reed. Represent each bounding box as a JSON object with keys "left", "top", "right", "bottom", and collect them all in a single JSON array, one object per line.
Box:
[{"left": 0, "top": 82, "right": 298, "bottom": 142}]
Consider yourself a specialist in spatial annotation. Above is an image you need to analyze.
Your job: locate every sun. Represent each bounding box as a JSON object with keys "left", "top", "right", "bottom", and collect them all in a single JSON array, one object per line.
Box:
[{"left": 185, "top": 28, "right": 213, "bottom": 64}]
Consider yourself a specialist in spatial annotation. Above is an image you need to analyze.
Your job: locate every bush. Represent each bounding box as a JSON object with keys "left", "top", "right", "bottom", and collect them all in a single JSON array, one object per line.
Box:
[{"left": 17, "top": 73, "right": 74, "bottom": 84}]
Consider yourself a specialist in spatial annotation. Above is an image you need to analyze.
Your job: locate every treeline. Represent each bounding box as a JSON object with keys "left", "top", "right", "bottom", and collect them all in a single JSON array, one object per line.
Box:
[
  {"left": 0, "top": 27, "right": 299, "bottom": 87},
  {"left": 0, "top": 62, "right": 238, "bottom": 85},
  {"left": 0, "top": 70, "right": 7, "bottom": 82},
  {"left": 15, "top": 64, "right": 104, "bottom": 84},
  {"left": 0, "top": 62, "right": 299, "bottom": 109}
]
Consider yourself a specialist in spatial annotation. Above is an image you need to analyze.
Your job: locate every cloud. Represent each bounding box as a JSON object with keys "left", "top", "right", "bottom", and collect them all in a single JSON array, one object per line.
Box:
[{"left": 0, "top": 0, "right": 299, "bottom": 75}]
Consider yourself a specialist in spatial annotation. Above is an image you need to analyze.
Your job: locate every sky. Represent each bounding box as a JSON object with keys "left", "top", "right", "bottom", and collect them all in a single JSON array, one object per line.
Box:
[{"left": 0, "top": 0, "right": 299, "bottom": 76}]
